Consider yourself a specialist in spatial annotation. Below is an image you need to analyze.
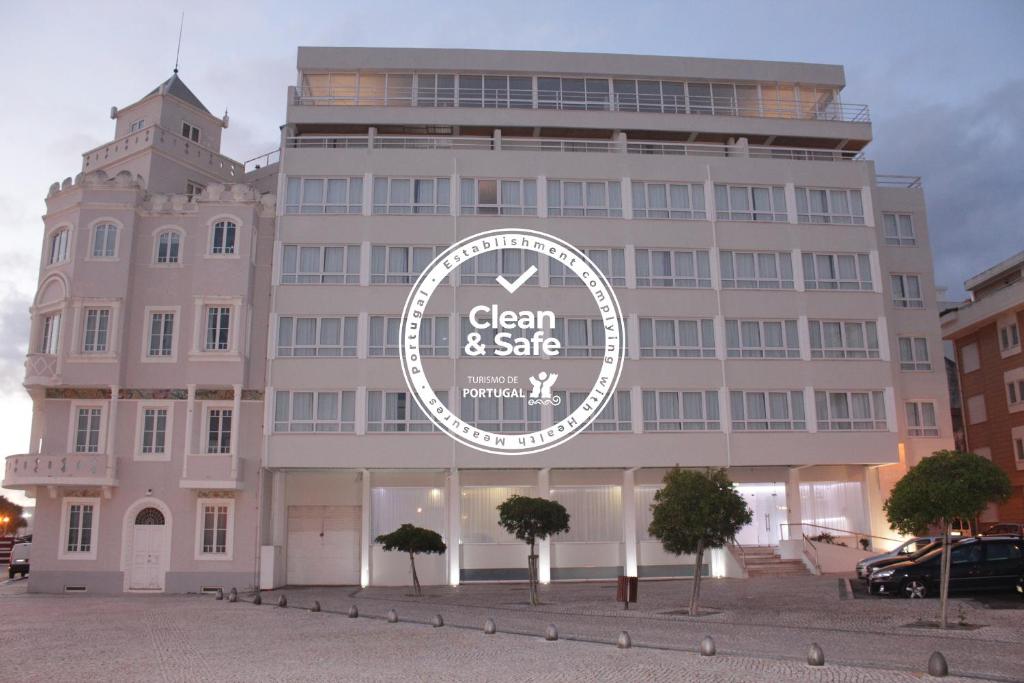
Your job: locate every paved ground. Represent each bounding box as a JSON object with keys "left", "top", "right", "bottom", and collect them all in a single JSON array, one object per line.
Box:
[{"left": 1, "top": 575, "right": 1021, "bottom": 682}]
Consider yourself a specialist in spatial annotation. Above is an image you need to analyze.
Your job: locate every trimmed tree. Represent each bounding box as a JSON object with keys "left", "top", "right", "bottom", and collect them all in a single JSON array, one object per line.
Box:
[
  {"left": 884, "top": 450, "right": 1011, "bottom": 627},
  {"left": 375, "top": 524, "right": 447, "bottom": 597},
  {"left": 0, "top": 496, "right": 28, "bottom": 536},
  {"left": 497, "top": 495, "right": 570, "bottom": 606},
  {"left": 648, "top": 468, "right": 752, "bottom": 616}
]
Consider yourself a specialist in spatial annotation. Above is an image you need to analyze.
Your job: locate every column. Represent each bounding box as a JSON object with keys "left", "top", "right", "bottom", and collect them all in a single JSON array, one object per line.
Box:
[
  {"left": 537, "top": 468, "right": 551, "bottom": 584},
  {"left": 181, "top": 384, "right": 196, "bottom": 479},
  {"left": 622, "top": 468, "right": 638, "bottom": 577},
  {"left": 785, "top": 467, "right": 802, "bottom": 540},
  {"left": 106, "top": 385, "right": 119, "bottom": 480},
  {"left": 360, "top": 469, "right": 371, "bottom": 587},
  {"left": 230, "top": 384, "right": 242, "bottom": 479},
  {"left": 447, "top": 468, "right": 461, "bottom": 586}
]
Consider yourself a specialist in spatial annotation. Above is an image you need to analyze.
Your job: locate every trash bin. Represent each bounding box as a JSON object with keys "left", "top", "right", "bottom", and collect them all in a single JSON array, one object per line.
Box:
[{"left": 616, "top": 575, "right": 638, "bottom": 609}]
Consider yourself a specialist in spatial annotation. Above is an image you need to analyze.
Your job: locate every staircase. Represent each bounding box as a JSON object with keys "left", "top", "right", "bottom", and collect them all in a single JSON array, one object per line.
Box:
[{"left": 739, "top": 545, "right": 810, "bottom": 577}]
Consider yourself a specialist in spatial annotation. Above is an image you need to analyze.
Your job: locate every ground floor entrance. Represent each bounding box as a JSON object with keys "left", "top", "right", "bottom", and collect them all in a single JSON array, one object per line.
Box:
[{"left": 286, "top": 506, "right": 361, "bottom": 585}]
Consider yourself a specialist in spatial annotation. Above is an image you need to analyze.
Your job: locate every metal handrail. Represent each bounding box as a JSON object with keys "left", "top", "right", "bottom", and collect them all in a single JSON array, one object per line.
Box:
[
  {"left": 244, "top": 149, "right": 280, "bottom": 172},
  {"left": 801, "top": 534, "right": 823, "bottom": 574},
  {"left": 782, "top": 522, "right": 902, "bottom": 551},
  {"left": 876, "top": 174, "right": 922, "bottom": 188}
]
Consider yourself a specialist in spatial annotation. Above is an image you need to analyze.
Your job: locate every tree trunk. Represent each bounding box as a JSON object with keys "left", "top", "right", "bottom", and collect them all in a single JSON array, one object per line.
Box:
[
  {"left": 689, "top": 540, "right": 705, "bottom": 616},
  {"left": 528, "top": 539, "right": 538, "bottom": 606},
  {"left": 939, "top": 522, "right": 951, "bottom": 628},
  {"left": 409, "top": 551, "right": 421, "bottom": 597}
]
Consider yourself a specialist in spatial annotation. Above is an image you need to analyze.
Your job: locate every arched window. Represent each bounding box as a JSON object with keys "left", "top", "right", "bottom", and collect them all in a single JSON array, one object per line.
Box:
[
  {"left": 48, "top": 229, "right": 70, "bottom": 265},
  {"left": 134, "top": 507, "right": 165, "bottom": 525},
  {"left": 92, "top": 223, "right": 118, "bottom": 258},
  {"left": 211, "top": 221, "right": 236, "bottom": 255},
  {"left": 156, "top": 231, "right": 180, "bottom": 264}
]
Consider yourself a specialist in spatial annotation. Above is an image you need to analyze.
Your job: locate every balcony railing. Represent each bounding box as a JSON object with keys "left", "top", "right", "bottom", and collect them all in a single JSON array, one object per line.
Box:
[
  {"left": 180, "top": 453, "right": 243, "bottom": 490},
  {"left": 244, "top": 148, "right": 281, "bottom": 173},
  {"left": 24, "top": 353, "right": 60, "bottom": 386},
  {"left": 81, "top": 125, "right": 243, "bottom": 180},
  {"left": 876, "top": 174, "right": 923, "bottom": 189},
  {"left": 286, "top": 134, "right": 864, "bottom": 162},
  {"left": 3, "top": 453, "right": 117, "bottom": 490},
  {"left": 294, "top": 86, "right": 871, "bottom": 124}
]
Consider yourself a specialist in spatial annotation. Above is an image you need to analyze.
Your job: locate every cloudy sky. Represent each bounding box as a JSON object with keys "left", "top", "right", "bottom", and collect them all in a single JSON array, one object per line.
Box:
[{"left": 1, "top": 1, "right": 1022, "bottom": 504}]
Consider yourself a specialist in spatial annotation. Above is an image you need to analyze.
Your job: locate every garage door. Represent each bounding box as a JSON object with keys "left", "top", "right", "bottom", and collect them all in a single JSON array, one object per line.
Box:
[{"left": 287, "top": 506, "right": 361, "bottom": 585}]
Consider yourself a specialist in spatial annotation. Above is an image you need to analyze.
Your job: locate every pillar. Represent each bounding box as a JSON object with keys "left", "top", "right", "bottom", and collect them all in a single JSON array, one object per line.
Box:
[
  {"left": 360, "top": 469, "right": 371, "bottom": 587},
  {"left": 622, "top": 468, "right": 638, "bottom": 577},
  {"left": 537, "top": 468, "right": 551, "bottom": 584},
  {"left": 448, "top": 468, "right": 461, "bottom": 586}
]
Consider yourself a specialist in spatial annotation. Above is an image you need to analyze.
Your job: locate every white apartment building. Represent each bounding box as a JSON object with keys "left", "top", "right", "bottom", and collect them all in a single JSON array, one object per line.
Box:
[{"left": 4, "top": 48, "right": 953, "bottom": 593}]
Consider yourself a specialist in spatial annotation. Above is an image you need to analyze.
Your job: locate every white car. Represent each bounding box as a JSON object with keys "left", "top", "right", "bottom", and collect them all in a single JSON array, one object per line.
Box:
[{"left": 8, "top": 541, "right": 30, "bottom": 578}]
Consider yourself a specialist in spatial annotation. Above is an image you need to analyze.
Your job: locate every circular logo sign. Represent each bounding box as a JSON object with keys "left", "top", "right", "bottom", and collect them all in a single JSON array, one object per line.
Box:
[{"left": 400, "top": 228, "right": 625, "bottom": 455}]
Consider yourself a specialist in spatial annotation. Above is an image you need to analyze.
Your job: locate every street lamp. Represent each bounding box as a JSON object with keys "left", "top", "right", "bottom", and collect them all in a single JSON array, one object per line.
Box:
[{"left": 0, "top": 515, "right": 9, "bottom": 536}]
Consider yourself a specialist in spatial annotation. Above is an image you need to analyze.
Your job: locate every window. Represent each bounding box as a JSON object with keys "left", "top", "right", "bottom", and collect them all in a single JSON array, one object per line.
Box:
[
  {"left": 274, "top": 391, "right": 356, "bottom": 432},
  {"left": 998, "top": 318, "right": 1021, "bottom": 355},
  {"left": 538, "top": 77, "right": 611, "bottom": 110},
  {"left": 642, "top": 390, "right": 720, "bottom": 431},
  {"left": 204, "top": 306, "right": 231, "bottom": 351},
  {"left": 367, "top": 390, "right": 447, "bottom": 432},
  {"left": 75, "top": 407, "right": 102, "bottom": 452},
  {"left": 632, "top": 182, "right": 706, "bottom": 219},
  {"left": 91, "top": 223, "right": 117, "bottom": 258},
  {"left": 815, "top": 390, "right": 887, "bottom": 431},
  {"left": 148, "top": 312, "right": 174, "bottom": 357},
  {"left": 1015, "top": 430, "right": 1024, "bottom": 465},
  {"left": 612, "top": 79, "right": 687, "bottom": 113},
  {"left": 460, "top": 396, "right": 540, "bottom": 432},
  {"left": 156, "top": 231, "right": 181, "bottom": 264},
  {"left": 551, "top": 318, "right": 606, "bottom": 357},
  {"left": 277, "top": 316, "right": 357, "bottom": 357},
  {"left": 714, "top": 185, "right": 787, "bottom": 222},
  {"left": 550, "top": 248, "right": 626, "bottom": 287},
  {"left": 549, "top": 486, "right": 622, "bottom": 543},
  {"left": 809, "top": 320, "right": 879, "bottom": 359},
  {"left": 40, "top": 313, "right": 61, "bottom": 354},
  {"left": 553, "top": 390, "right": 632, "bottom": 431},
  {"left": 211, "top": 221, "right": 236, "bottom": 255},
  {"left": 413, "top": 316, "right": 449, "bottom": 356},
  {"left": 199, "top": 501, "right": 231, "bottom": 556},
  {"left": 967, "top": 394, "right": 987, "bottom": 424},
  {"left": 461, "top": 486, "right": 536, "bottom": 543},
  {"left": 62, "top": 500, "right": 97, "bottom": 558},
  {"left": 285, "top": 177, "right": 363, "bottom": 214},
  {"left": 185, "top": 180, "right": 205, "bottom": 200},
  {"left": 1006, "top": 377, "right": 1024, "bottom": 409},
  {"left": 82, "top": 308, "right": 110, "bottom": 353},
  {"left": 373, "top": 177, "right": 450, "bottom": 214},
  {"left": 640, "top": 318, "right": 715, "bottom": 358},
  {"left": 414, "top": 74, "right": 457, "bottom": 107},
  {"left": 795, "top": 187, "right": 865, "bottom": 224},
  {"left": 370, "top": 487, "right": 446, "bottom": 540},
  {"left": 457, "top": 74, "right": 533, "bottom": 108},
  {"left": 898, "top": 336, "right": 931, "bottom": 370},
  {"left": 905, "top": 401, "right": 939, "bottom": 437},
  {"left": 726, "top": 319, "right": 799, "bottom": 358},
  {"left": 635, "top": 249, "right": 711, "bottom": 288},
  {"left": 803, "top": 253, "right": 873, "bottom": 290},
  {"left": 459, "top": 249, "right": 538, "bottom": 285},
  {"left": 960, "top": 343, "right": 980, "bottom": 373},
  {"left": 181, "top": 121, "right": 200, "bottom": 142},
  {"left": 460, "top": 178, "right": 537, "bottom": 215},
  {"left": 49, "top": 229, "right": 70, "bottom": 264},
  {"left": 368, "top": 316, "right": 401, "bottom": 357},
  {"left": 140, "top": 408, "right": 168, "bottom": 455},
  {"left": 720, "top": 251, "right": 794, "bottom": 289},
  {"left": 547, "top": 180, "right": 622, "bottom": 217},
  {"left": 731, "top": 390, "right": 806, "bottom": 431},
  {"left": 883, "top": 213, "right": 916, "bottom": 246},
  {"left": 128, "top": 118, "right": 145, "bottom": 133},
  {"left": 206, "top": 409, "right": 232, "bottom": 452},
  {"left": 370, "top": 245, "right": 441, "bottom": 284},
  {"left": 281, "top": 245, "right": 360, "bottom": 284},
  {"left": 891, "top": 274, "right": 924, "bottom": 308}
]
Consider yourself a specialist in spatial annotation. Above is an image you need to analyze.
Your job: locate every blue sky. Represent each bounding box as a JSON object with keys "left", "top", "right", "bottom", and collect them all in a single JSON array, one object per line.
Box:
[{"left": 1, "top": 0, "right": 1022, "bottom": 503}]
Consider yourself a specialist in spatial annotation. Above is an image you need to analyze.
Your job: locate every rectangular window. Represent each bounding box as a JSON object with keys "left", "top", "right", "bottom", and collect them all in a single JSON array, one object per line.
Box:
[
  {"left": 75, "top": 407, "right": 102, "bottom": 453},
  {"left": 128, "top": 118, "right": 145, "bottom": 133},
  {"left": 551, "top": 318, "right": 607, "bottom": 357},
  {"left": 92, "top": 224, "right": 117, "bottom": 257},
  {"left": 550, "top": 248, "right": 626, "bottom": 287},
  {"left": 370, "top": 245, "right": 441, "bottom": 284},
  {"left": 368, "top": 316, "right": 449, "bottom": 357},
  {"left": 460, "top": 178, "right": 537, "bottom": 215},
  {"left": 905, "top": 401, "right": 939, "bottom": 437},
  {"left": 181, "top": 121, "right": 200, "bottom": 142},
  {"left": 140, "top": 408, "right": 168, "bottom": 455},
  {"left": 1006, "top": 379, "right": 1024, "bottom": 408},
  {"left": 731, "top": 390, "right": 806, "bottom": 431},
  {"left": 200, "top": 502, "right": 230, "bottom": 555},
  {"left": 285, "top": 177, "right": 363, "bottom": 214},
  {"left": 414, "top": 316, "right": 449, "bottom": 356},
  {"left": 460, "top": 486, "right": 536, "bottom": 543},
  {"left": 815, "top": 390, "right": 887, "bottom": 431},
  {"left": 185, "top": 180, "right": 205, "bottom": 200},
  {"left": 64, "top": 502, "right": 95, "bottom": 554},
  {"left": 553, "top": 390, "right": 632, "bottom": 432},
  {"left": 367, "top": 390, "right": 447, "bottom": 432},
  {"left": 549, "top": 486, "right": 622, "bottom": 543},
  {"left": 795, "top": 187, "right": 865, "bottom": 224},
  {"left": 49, "top": 230, "right": 69, "bottom": 264},
  {"left": 460, "top": 396, "right": 540, "bottom": 432},
  {"left": 547, "top": 180, "right": 622, "bottom": 217},
  {"left": 1015, "top": 436, "right": 1024, "bottom": 463},
  {"left": 373, "top": 177, "right": 450, "bottom": 214},
  {"left": 539, "top": 77, "right": 612, "bottom": 111},
  {"left": 204, "top": 306, "right": 231, "bottom": 351},
  {"left": 726, "top": 319, "right": 800, "bottom": 358},
  {"left": 40, "top": 313, "right": 61, "bottom": 354},
  {"left": 148, "top": 312, "right": 174, "bottom": 357},
  {"left": 809, "top": 320, "right": 880, "bottom": 359},
  {"left": 211, "top": 222, "right": 236, "bottom": 255},
  {"left": 277, "top": 316, "right": 357, "bottom": 357},
  {"left": 156, "top": 231, "right": 180, "bottom": 264},
  {"left": 632, "top": 182, "right": 706, "bottom": 220},
  {"left": 370, "top": 487, "right": 447, "bottom": 540},
  {"left": 642, "top": 390, "right": 720, "bottom": 431},
  {"left": 999, "top": 319, "right": 1021, "bottom": 354},
  {"left": 714, "top": 184, "right": 787, "bottom": 222},
  {"left": 891, "top": 274, "right": 924, "bottom": 308},
  {"left": 898, "top": 336, "right": 931, "bottom": 370},
  {"left": 414, "top": 74, "right": 457, "bottom": 107},
  {"left": 82, "top": 308, "right": 110, "bottom": 353},
  {"left": 883, "top": 213, "right": 916, "bottom": 246},
  {"left": 960, "top": 343, "right": 980, "bottom": 373},
  {"left": 635, "top": 249, "right": 711, "bottom": 288},
  {"left": 639, "top": 318, "right": 715, "bottom": 358},
  {"left": 281, "top": 245, "right": 360, "bottom": 284},
  {"left": 206, "top": 408, "right": 232, "bottom": 453},
  {"left": 803, "top": 253, "right": 873, "bottom": 290},
  {"left": 274, "top": 391, "right": 356, "bottom": 432},
  {"left": 459, "top": 249, "right": 538, "bottom": 285},
  {"left": 720, "top": 251, "right": 794, "bottom": 289}
]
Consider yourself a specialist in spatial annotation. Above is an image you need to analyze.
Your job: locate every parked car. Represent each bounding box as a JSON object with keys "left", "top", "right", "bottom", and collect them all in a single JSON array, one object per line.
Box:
[
  {"left": 869, "top": 536, "right": 1024, "bottom": 598},
  {"left": 979, "top": 522, "right": 1024, "bottom": 537},
  {"left": 855, "top": 536, "right": 941, "bottom": 580},
  {"left": 8, "top": 541, "right": 29, "bottom": 578}
]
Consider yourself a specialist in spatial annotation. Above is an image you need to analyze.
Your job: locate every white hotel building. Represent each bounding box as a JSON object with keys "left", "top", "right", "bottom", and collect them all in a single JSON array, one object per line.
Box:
[{"left": 5, "top": 48, "right": 953, "bottom": 593}]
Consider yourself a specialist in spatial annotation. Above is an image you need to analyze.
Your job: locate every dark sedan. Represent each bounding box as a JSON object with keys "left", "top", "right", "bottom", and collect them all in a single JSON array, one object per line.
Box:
[{"left": 869, "top": 536, "right": 1023, "bottom": 598}]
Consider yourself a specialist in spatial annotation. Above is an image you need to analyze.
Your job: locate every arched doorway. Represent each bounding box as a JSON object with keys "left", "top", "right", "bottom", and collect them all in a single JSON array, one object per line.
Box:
[{"left": 127, "top": 505, "right": 168, "bottom": 590}]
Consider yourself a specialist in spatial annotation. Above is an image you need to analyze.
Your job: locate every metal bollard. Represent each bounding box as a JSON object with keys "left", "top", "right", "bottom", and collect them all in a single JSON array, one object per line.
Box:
[
  {"left": 700, "top": 636, "right": 716, "bottom": 656},
  {"left": 277, "top": 595, "right": 287, "bottom": 608},
  {"left": 807, "top": 643, "right": 825, "bottom": 667},
  {"left": 483, "top": 618, "right": 496, "bottom": 635},
  {"left": 545, "top": 624, "right": 558, "bottom": 641},
  {"left": 310, "top": 601, "right": 321, "bottom": 613},
  {"left": 387, "top": 609, "right": 398, "bottom": 623},
  {"left": 348, "top": 605, "right": 359, "bottom": 618},
  {"left": 927, "top": 652, "right": 949, "bottom": 678},
  {"left": 252, "top": 593, "right": 262, "bottom": 605},
  {"left": 617, "top": 631, "right": 632, "bottom": 649},
  {"left": 431, "top": 614, "right": 444, "bottom": 628},
  {"left": 228, "top": 587, "right": 238, "bottom": 603}
]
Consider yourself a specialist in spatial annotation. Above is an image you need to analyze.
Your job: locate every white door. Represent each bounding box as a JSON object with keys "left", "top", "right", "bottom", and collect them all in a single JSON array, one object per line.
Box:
[
  {"left": 287, "top": 506, "right": 361, "bottom": 585},
  {"left": 735, "top": 483, "right": 787, "bottom": 546},
  {"left": 129, "top": 507, "right": 166, "bottom": 590}
]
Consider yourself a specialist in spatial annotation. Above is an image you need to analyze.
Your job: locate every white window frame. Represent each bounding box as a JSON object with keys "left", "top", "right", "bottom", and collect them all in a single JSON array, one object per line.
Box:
[
  {"left": 1005, "top": 368, "right": 1024, "bottom": 413},
  {"left": 58, "top": 497, "right": 99, "bottom": 560},
  {"left": 273, "top": 390, "right": 356, "bottom": 433},
  {"left": 809, "top": 320, "right": 880, "bottom": 359},
  {"left": 153, "top": 228, "right": 184, "bottom": 266},
  {"left": 204, "top": 404, "right": 233, "bottom": 454},
  {"left": 720, "top": 251, "right": 794, "bottom": 289},
  {"left": 373, "top": 177, "right": 451, "bottom": 215},
  {"left": 459, "top": 396, "right": 541, "bottom": 432},
  {"left": 730, "top": 390, "right": 807, "bottom": 431},
  {"left": 550, "top": 248, "right": 626, "bottom": 287},
  {"left": 1012, "top": 426, "right": 1024, "bottom": 471},
  {"left": 897, "top": 336, "right": 931, "bottom": 371},
  {"left": 280, "top": 244, "right": 360, "bottom": 284},
  {"left": 185, "top": 180, "right": 206, "bottom": 200},
  {"left": 128, "top": 118, "right": 145, "bottom": 133},
  {"left": 89, "top": 222, "right": 119, "bottom": 259},
  {"left": 460, "top": 178, "right": 537, "bottom": 215},
  {"left": 891, "top": 274, "right": 924, "bottom": 308},
  {"left": 142, "top": 306, "right": 179, "bottom": 363},
  {"left": 802, "top": 253, "right": 873, "bottom": 291},
  {"left": 639, "top": 318, "right": 715, "bottom": 358},
  {"left": 632, "top": 181, "right": 707, "bottom": 220},
  {"left": 285, "top": 177, "right": 363, "bottom": 214},
  {"left": 277, "top": 315, "right": 358, "bottom": 357},
  {"left": 181, "top": 120, "right": 200, "bottom": 143},
  {"left": 635, "top": 249, "right": 712, "bottom": 288},
  {"left": 547, "top": 179, "right": 622, "bottom": 217},
  {"left": 413, "top": 316, "right": 449, "bottom": 357},
  {"left": 551, "top": 318, "right": 607, "bottom": 357},
  {"left": 714, "top": 184, "right": 787, "bottom": 222},
  {"left": 81, "top": 307, "right": 112, "bottom": 354},
  {"left": 642, "top": 390, "right": 720, "bottom": 431},
  {"left": 366, "top": 390, "right": 446, "bottom": 432},
  {"left": 883, "top": 213, "right": 916, "bottom": 246},
  {"left": 208, "top": 220, "right": 238, "bottom": 257},
  {"left": 203, "top": 305, "right": 232, "bottom": 352},
  {"left": 905, "top": 400, "right": 939, "bottom": 437},
  {"left": 370, "top": 245, "right": 442, "bottom": 284},
  {"left": 795, "top": 187, "right": 865, "bottom": 224},
  {"left": 815, "top": 390, "right": 887, "bottom": 431},
  {"left": 998, "top": 316, "right": 1021, "bottom": 358},
  {"left": 67, "top": 402, "right": 105, "bottom": 454},
  {"left": 134, "top": 402, "right": 173, "bottom": 461},
  {"left": 553, "top": 390, "right": 632, "bottom": 432},
  {"left": 195, "top": 498, "right": 234, "bottom": 561},
  {"left": 459, "top": 248, "right": 539, "bottom": 286},
  {"left": 48, "top": 227, "right": 71, "bottom": 266},
  {"left": 726, "top": 319, "right": 800, "bottom": 358},
  {"left": 39, "top": 310, "right": 62, "bottom": 355}
]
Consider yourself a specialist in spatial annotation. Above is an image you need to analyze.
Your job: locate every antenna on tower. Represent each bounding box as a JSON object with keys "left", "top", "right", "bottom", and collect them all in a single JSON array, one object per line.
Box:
[{"left": 173, "top": 12, "right": 184, "bottom": 74}]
